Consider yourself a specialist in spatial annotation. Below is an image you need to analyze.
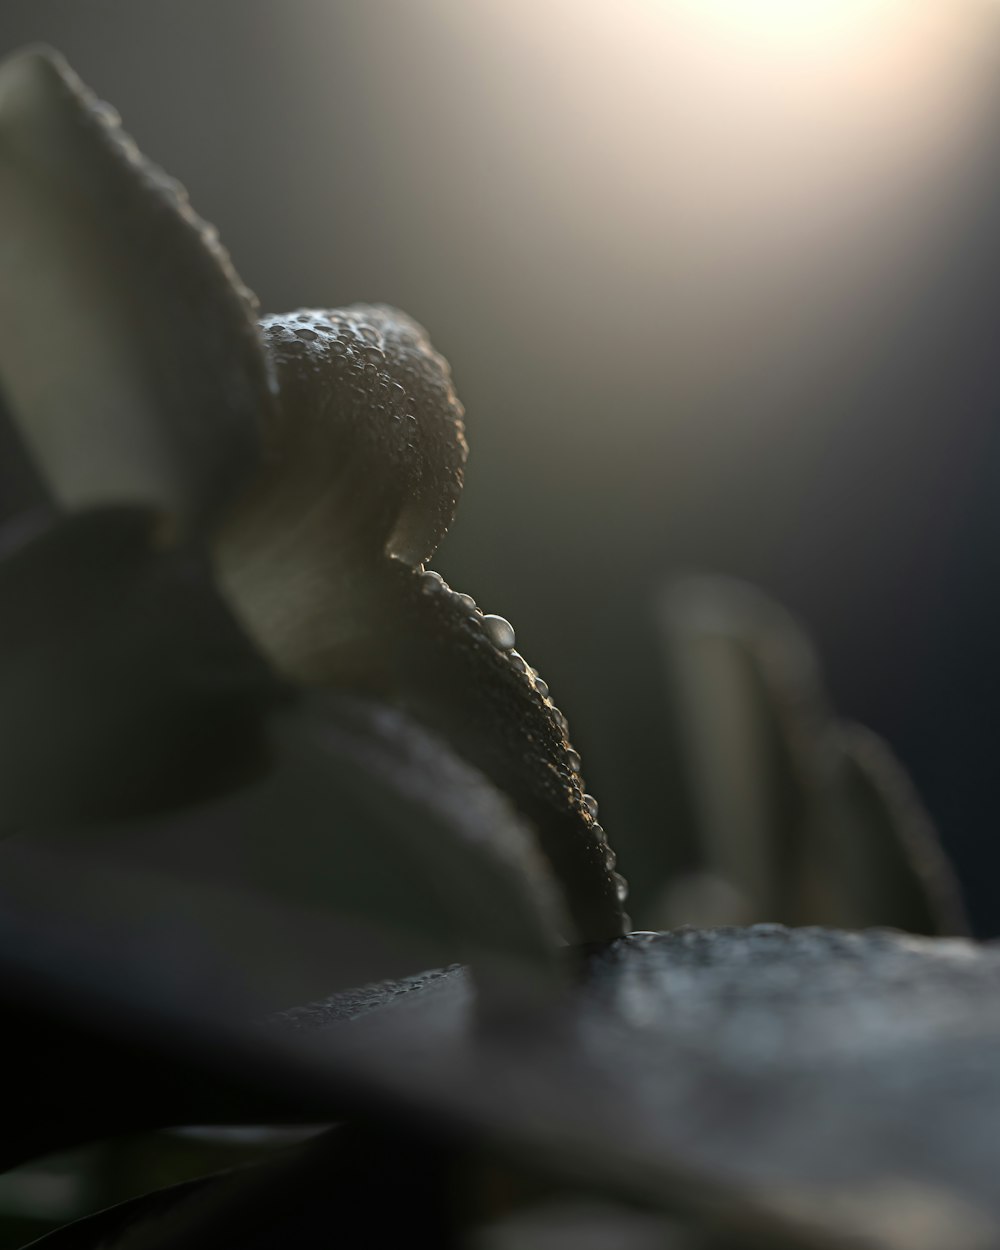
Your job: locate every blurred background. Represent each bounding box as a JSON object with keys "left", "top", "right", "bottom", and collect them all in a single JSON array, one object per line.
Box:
[{"left": 2, "top": 0, "right": 999, "bottom": 931}]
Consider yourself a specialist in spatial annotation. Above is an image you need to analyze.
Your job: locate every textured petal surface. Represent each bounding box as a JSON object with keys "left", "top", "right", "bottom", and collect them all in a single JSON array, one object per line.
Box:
[
  {"left": 215, "top": 304, "right": 466, "bottom": 660},
  {"left": 309, "top": 560, "right": 627, "bottom": 943}
]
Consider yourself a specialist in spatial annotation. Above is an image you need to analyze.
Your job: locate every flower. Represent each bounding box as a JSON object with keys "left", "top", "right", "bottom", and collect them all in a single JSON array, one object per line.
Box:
[{"left": 0, "top": 46, "right": 993, "bottom": 1250}]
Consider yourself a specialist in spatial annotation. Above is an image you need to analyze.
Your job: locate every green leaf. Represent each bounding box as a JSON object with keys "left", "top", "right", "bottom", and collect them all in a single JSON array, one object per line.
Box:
[{"left": 0, "top": 47, "right": 272, "bottom": 539}]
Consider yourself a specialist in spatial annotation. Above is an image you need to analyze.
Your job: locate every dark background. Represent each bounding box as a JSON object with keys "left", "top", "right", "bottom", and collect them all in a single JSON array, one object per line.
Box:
[{"left": 3, "top": 0, "right": 999, "bottom": 931}]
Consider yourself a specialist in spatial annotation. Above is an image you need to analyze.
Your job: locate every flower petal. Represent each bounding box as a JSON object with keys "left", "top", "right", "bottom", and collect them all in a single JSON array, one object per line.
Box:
[
  {"left": 826, "top": 722, "right": 967, "bottom": 935},
  {"left": 656, "top": 576, "right": 962, "bottom": 933},
  {"left": 0, "top": 48, "right": 272, "bottom": 538},
  {"left": 322, "top": 560, "right": 628, "bottom": 943},
  {"left": 215, "top": 305, "right": 466, "bottom": 619}
]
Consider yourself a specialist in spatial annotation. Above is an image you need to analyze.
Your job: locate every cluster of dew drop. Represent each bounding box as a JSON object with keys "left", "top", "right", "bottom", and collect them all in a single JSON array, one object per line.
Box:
[{"left": 417, "top": 567, "right": 628, "bottom": 909}]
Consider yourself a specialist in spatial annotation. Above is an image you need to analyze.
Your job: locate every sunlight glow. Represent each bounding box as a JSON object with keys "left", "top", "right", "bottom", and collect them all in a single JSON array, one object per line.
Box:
[{"left": 669, "top": 0, "right": 909, "bottom": 53}]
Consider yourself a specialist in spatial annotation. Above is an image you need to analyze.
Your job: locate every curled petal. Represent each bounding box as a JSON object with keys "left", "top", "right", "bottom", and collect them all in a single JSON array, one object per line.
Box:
[
  {"left": 216, "top": 305, "right": 467, "bottom": 623},
  {"left": 0, "top": 48, "right": 271, "bottom": 538}
]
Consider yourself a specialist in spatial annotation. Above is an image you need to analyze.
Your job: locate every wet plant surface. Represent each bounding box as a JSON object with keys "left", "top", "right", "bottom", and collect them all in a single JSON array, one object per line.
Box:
[{"left": 0, "top": 44, "right": 996, "bottom": 1250}]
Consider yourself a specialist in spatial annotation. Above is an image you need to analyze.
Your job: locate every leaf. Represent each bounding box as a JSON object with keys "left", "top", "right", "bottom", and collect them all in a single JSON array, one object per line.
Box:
[
  {"left": 0, "top": 507, "right": 280, "bottom": 831},
  {"left": 283, "top": 928, "right": 1000, "bottom": 1250},
  {"left": 6, "top": 867, "right": 1000, "bottom": 1250},
  {"left": 0, "top": 837, "right": 476, "bottom": 1166},
  {"left": 656, "top": 576, "right": 963, "bottom": 934},
  {"left": 23, "top": 1126, "right": 461, "bottom": 1250},
  {"left": 24, "top": 687, "right": 571, "bottom": 990},
  {"left": 0, "top": 47, "right": 272, "bottom": 539},
  {"left": 823, "top": 723, "right": 967, "bottom": 935},
  {"left": 656, "top": 576, "right": 830, "bottom": 926}
]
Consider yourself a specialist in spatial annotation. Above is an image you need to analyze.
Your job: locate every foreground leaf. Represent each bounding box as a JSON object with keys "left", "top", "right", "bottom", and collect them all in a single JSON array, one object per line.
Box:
[
  {"left": 285, "top": 927, "right": 1000, "bottom": 1250},
  {"left": 4, "top": 860, "right": 1000, "bottom": 1250},
  {"left": 24, "top": 688, "right": 570, "bottom": 987}
]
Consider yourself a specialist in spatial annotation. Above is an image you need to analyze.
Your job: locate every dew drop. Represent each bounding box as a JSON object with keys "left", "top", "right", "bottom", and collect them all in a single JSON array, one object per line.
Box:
[
  {"left": 508, "top": 652, "right": 528, "bottom": 673},
  {"left": 603, "top": 846, "right": 617, "bottom": 871},
  {"left": 565, "top": 748, "right": 582, "bottom": 773},
  {"left": 591, "top": 823, "right": 605, "bottom": 842},
  {"left": 582, "top": 794, "right": 599, "bottom": 820},
  {"left": 533, "top": 677, "right": 549, "bottom": 699},
  {"left": 554, "top": 709, "right": 569, "bottom": 735},
  {"left": 453, "top": 592, "right": 478, "bottom": 613},
  {"left": 612, "top": 873, "right": 629, "bottom": 903},
  {"left": 482, "top": 615, "right": 516, "bottom": 650},
  {"left": 295, "top": 327, "right": 318, "bottom": 342},
  {"left": 420, "top": 570, "right": 446, "bottom": 593}
]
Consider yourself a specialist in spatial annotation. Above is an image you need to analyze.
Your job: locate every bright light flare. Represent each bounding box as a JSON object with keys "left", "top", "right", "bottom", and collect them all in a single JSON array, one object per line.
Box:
[{"left": 669, "top": 0, "right": 912, "bottom": 54}]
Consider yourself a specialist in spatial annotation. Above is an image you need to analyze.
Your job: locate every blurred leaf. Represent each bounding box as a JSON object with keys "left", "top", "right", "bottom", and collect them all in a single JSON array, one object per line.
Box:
[
  {"left": 5, "top": 858, "right": 1000, "bottom": 1250},
  {"left": 18, "top": 1172, "right": 221, "bottom": 1250},
  {"left": 14, "top": 685, "right": 570, "bottom": 1007},
  {"left": 657, "top": 577, "right": 830, "bottom": 926},
  {"left": 821, "top": 723, "right": 967, "bottom": 935},
  {"left": 656, "top": 576, "right": 963, "bottom": 934},
  {"left": 22, "top": 1125, "right": 462, "bottom": 1250},
  {"left": 0, "top": 508, "right": 280, "bottom": 831},
  {"left": 0, "top": 846, "right": 351, "bottom": 1167},
  {"left": 0, "top": 47, "right": 271, "bottom": 539},
  {"left": 283, "top": 928, "right": 1000, "bottom": 1250},
  {"left": 470, "top": 1200, "right": 718, "bottom": 1250}
]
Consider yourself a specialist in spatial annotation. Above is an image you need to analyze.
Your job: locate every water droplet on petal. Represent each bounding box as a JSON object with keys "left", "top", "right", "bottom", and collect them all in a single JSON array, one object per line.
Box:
[
  {"left": 591, "top": 823, "right": 605, "bottom": 841},
  {"left": 566, "top": 748, "right": 582, "bottom": 773},
  {"left": 582, "top": 793, "right": 599, "bottom": 820},
  {"left": 612, "top": 872, "right": 629, "bottom": 903},
  {"left": 420, "top": 570, "right": 446, "bottom": 593},
  {"left": 533, "top": 677, "right": 549, "bottom": 699},
  {"left": 508, "top": 651, "right": 528, "bottom": 673},
  {"left": 603, "top": 846, "right": 617, "bottom": 871},
  {"left": 554, "top": 709, "right": 569, "bottom": 735},
  {"left": 453, "top": 592, "right": 478, "bottom": 613},
  {"left": 482, "top": 615, "right": 516, "bottom": 650},
  {"left": 296, "top": 327, "right": 318, "bottom": 342}
]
